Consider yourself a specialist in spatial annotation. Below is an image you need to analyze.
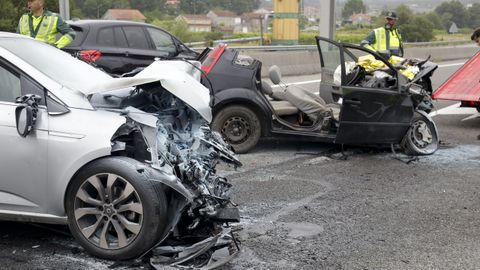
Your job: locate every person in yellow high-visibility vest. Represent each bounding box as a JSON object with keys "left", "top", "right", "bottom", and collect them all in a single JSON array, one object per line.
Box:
[
  {"left": 16, "top": 0, "right": 75, "bottom": 49},
  {"left": 361, "top": 11, "right": 404, "bottom": 58}
]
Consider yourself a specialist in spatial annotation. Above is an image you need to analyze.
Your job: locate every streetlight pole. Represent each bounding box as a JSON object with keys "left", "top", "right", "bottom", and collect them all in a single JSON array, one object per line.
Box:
[
  {"left": 320, "top": 0, "right": 335, "bottom": 39},
  {"left": 59, "top": 0, "right": 70, "bottom": 20}
]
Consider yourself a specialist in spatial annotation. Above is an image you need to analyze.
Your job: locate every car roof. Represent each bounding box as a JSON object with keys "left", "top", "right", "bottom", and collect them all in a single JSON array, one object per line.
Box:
[
  {"left": 69, "top": 19, "right": 153, "bottom": 28},
  {"left": 0, "top": 32, "right": 31, "bottom": 39}
]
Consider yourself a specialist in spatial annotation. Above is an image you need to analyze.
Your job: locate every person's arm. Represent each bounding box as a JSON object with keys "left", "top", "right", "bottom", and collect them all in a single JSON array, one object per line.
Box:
[
  {"left": 360, "top": 30, "right": 376, "bottom": 52},
  {"left": 54, "top": 16, "right": 75, "bottom": 49},
  {"left": 16, "top": 15, "right": 26, "bottom": 34},
  {"left": 396, "top": 29, "right": 404, "bottom": 57}
]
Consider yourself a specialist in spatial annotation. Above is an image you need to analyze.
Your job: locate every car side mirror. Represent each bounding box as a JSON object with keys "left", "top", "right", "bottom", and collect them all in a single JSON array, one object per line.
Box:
[{"left": 15, "top": 94, "right": 41, "bottom": 137}]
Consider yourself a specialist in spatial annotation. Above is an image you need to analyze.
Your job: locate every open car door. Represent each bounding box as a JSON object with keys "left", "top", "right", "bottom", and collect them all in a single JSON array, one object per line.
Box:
[{"left": 316, "top": 37, "right": 413, "bottom": 144}]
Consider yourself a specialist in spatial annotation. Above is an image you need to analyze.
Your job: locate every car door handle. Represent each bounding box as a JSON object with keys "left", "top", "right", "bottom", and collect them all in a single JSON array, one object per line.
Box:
[{"left": 344, "top": 99, "right": 361, "bottom": 105}]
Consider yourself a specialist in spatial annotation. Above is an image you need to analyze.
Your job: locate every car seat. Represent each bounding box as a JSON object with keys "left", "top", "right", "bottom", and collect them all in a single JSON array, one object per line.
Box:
[{"left": 261, "top": 80, "right": 298, "bottom": 116}]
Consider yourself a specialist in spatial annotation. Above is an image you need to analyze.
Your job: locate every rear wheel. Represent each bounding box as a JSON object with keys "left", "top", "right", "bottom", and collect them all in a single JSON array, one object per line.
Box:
[
  {"left": 65, "top": 157, "right": 167, "bottom": 260},
  {"left": 212, "top": 105, "right": 261, "bottom": 154},
  {"left": 401, "top": 113, "right": 439, "bottom": 155}
]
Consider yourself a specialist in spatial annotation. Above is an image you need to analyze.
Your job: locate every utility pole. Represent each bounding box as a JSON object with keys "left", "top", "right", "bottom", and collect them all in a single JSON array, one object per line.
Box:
[
  {"left": 320, "top": 0, "right": 335, "bottom": 39},
  {"left": 272, "top": 0, "right": 300, "bottom": 45},
  {"left": 59, "top": 0, "right": 70, "bottom": 20}
]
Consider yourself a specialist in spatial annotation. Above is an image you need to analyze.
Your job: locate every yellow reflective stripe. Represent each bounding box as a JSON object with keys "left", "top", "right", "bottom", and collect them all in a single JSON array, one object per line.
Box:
[
  {"left": 32, "top": 16, "right": 57, "bottom": 45},
  {"left": 55, "top": 34, "right": 73, "bottom": 48},
  {"left": 19, "top": 15, "right": 30, "bottom": 36},
  {"left": 389, "top": 30, "right": 400, "bottom": 47},
  {"left": 46, "top": 17, "right": 58, "bottom": 43},
  {"left": 34, "top": 16, "right": 49, "bottom": 41},
  {"left": 374, "top": 27, "right": 400, "bottom": 52},
  {"left": 375, "top": 28, "right": 387, "bottom": 51}
]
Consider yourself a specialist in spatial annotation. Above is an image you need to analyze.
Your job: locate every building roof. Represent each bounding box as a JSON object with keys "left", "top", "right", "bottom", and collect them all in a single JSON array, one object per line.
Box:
[
  {"left": 102, "top": 9, "right": 146, "bottom": 21},
  {"left": 166, "top": 0, "right": 180, "bottom": 5},
  {"left": 349, "top": 13, "right": 371, "bottom": 22},
  {"left": 210, "top": 10, "right": 237, "bottom": 17},
  {"left": 177, "top": 15, "right": 212, "bottom": 25},
  {"left": 242, "top": 12, "right": 264, "bottom": 19}
]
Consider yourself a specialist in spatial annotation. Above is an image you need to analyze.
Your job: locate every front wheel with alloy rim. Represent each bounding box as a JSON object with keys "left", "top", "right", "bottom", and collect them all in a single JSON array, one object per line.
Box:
[
  {"left": 65, "top": 156, "right": 168, "bottom": 260},
  {"left": 212, "top": 105, "right": 261, "bottom": 154},
  {"left": 401, "top": 113, "right": 439, "bottom": 155}
]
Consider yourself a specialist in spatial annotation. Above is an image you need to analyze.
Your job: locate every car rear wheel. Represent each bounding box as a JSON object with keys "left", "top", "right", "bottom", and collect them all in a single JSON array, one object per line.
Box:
[
  {"left": 212, "top": 105, "right": 261, "bottom": 154},
  {"left": 65, "top": 156, "right": 167, "bottom": 260},
  {"left": 401, "top": 113, "right": 439, "bottom": 156}
]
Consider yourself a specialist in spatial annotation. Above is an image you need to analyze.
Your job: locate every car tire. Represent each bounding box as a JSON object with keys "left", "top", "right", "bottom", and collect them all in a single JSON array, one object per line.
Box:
[
  {"left": 401, "top": 113, "right": 439, "bottom": 156},
  {"left": 65, "top": 156, "right": 168, "bottom": 260},
  {"left": 212, "top": 105, "right": 261, "bottom": 154}
]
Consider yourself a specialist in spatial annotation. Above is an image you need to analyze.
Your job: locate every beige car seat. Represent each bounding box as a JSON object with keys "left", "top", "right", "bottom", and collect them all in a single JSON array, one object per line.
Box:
[
  {"left": 285, "top": 85, "right": 339, "bottom": 123},
  {"left": 261, "top": 80, "right": 298, "bottom": 116}
]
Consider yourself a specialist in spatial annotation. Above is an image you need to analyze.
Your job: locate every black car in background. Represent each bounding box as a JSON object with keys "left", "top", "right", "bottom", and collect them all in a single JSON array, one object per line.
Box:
[{"left": 63, "top": 20, "right": 198, "bottom": 75}]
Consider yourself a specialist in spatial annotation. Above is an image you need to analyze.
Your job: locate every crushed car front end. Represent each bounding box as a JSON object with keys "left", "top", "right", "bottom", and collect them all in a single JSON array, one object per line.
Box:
[{"left": 89, "top": 61, "right": 242, "bottom": 267}]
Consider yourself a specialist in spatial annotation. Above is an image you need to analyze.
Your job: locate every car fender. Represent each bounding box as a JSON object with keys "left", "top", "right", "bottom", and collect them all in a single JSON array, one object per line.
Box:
[
  {"left": 47, "top": 109, "right": 127, "bottom": 216},
  {"left": 213, "top": 88, "right": 272, "bottom": 135}
]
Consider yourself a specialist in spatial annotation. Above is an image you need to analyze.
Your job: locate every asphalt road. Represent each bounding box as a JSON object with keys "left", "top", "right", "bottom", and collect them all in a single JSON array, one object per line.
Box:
[{"left": 2, "top": 60, "right": 480, "bottom": 270}]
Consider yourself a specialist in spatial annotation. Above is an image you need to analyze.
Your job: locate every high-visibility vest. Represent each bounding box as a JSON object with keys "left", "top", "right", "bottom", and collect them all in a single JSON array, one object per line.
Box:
[
  {"left": 371, "top": 27, "right": 402, "bottom": 56},
  {"left": 17, "top": 10, "right": 73, "bottom": 48}
]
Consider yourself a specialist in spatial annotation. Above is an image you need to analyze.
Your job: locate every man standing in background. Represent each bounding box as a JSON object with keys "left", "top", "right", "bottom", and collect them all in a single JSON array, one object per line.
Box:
[
  {"left": 17, "top": 0, "right": 75, "bottom": 49},
  {"left": 361, "top": 11, "right": 404, "bottom": 58}
]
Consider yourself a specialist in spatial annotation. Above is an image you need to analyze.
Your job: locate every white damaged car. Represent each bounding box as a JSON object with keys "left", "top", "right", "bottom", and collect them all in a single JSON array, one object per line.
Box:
[{"left": 0, "top": 33, "right": 241, "bottom": 267}]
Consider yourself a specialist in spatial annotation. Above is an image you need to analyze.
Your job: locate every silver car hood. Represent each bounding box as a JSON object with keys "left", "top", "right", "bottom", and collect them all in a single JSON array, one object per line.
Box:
[{"left": 81, "top": 61, "right": 212, "bottom": 123}]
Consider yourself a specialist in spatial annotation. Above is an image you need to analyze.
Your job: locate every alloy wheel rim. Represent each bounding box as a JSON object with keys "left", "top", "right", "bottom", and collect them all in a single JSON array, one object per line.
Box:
[{"left": 74, "top": 173, "right": 143, "bottom": 250}]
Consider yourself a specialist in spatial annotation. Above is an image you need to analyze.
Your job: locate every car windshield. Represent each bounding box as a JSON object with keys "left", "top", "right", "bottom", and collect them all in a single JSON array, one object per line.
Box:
[{"left": 0, "top": 38, "right": 112, "bottom": 93}]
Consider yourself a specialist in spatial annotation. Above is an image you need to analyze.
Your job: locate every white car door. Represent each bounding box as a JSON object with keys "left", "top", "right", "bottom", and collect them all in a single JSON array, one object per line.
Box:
[{"left": 0, "top": 62, "right": 49, "bottom": 214}]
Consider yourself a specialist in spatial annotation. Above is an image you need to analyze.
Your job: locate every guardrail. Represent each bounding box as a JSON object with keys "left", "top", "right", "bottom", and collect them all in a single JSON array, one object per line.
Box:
[
  {"left": 190, "top": 39, "right": 477, "bottom": 76},
  {"left": 186, "top": 37, "right": 262, "bottom": 47},
  {"left": 234, "top": 42, "right": 477, "bottom": 76}
]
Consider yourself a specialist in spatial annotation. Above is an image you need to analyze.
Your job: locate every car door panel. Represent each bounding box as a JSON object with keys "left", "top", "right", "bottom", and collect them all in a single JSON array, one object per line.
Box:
[
  {"left": 0, "top": 103, "right": 48, "bottom": 213},
  {"left": 315, "top": 36, "right": 413, "bottom": 145},
  {"left": 0, "top": 63, "right": 48, "bottom": 213},
  {"left": 90, "top": 26, "right": 127, "bottom": 74},
  {"left": 121, "top": 26, "right": 161, "bottom": 71},
  {"left": 335, "top": 87, "right": 412, "bottom": 144}
]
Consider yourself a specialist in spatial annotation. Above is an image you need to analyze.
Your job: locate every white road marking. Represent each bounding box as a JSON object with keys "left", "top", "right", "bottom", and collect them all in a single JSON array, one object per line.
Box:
[
  {"left": 429, "top": 102, "right": 478, "bottom": 119},
  {"left": 437, "top": 62, "right": 466, "bottom": 68}
]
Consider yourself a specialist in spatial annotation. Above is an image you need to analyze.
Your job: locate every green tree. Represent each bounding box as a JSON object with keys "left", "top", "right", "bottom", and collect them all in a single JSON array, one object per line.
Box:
[
  {"left": 0, "top": 0, "right": 19, "bottom": 32},
  {"left": 401, "top": 16, "right": 434, "bottom": 42},
  {"left": 179, "top": 0, "right": 211, "bottom": 14},
  {"left": 210, "top": 0, "right": 261, "bottom": 15},
  {"left": 467, "top": 3, "right": 480, "bottom": 28},
  {"left": 395, "top": 4, "right": 413, "bottom": 27},
  {"left": 342, "top": 0, "right": 366, "bottom": 20},
  {"left": 424, "top": 12, "right": 443, "bottom": 29},
  {"left": 82, "top": 0, "right": 112, "bottom": 18},
  {"left": 434, "top": 0, "right": 468, "bottom": 28}
]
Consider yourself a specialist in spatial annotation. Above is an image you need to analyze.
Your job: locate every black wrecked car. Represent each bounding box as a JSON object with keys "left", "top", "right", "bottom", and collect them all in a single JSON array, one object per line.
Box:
[
  {"left": 63, "top": 20, "right": 198, "bottom": 75},
  {"left": 203, "top": 37, "right": 439, "bottom": 155}
]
